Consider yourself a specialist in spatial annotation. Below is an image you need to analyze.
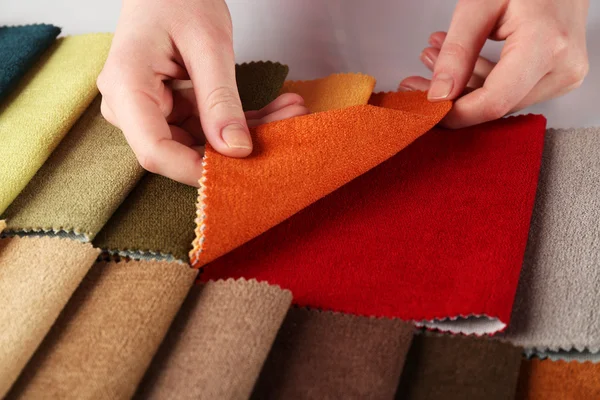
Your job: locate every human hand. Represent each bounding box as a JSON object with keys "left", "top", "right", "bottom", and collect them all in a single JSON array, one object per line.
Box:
[
  {"left": 399, "top": 0, "right": 589, "bottom": 129},
  {"left": 97, "top": 0, "right": 308, "bottom": 187}
]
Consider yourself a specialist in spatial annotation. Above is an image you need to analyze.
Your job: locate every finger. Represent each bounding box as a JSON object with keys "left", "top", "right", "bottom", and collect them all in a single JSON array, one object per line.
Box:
[
  {"left": 177, "top": 25, "right": 252, "bottom": 157},
  {"left": 428, "top": 1, "right": 504, "bottom": 101},
  {"left": 421, "top": 47, "right": 496, "bottom": 80},
  {"left": 100, "top": 97, "right": 119, "bottom": 128},
  {"left": 442, "top": 32, "right": 552, "bottom": 128},
  {"left": 247, "top": 103, "right": 310, "bottom": 128},
  {"left": 398, "top": 76, "right": 431, "bottom": 92},
  {"left": 112, "top": 89, "right": 204, "bottom": 187},
  {"left": 244, "top": 93, "right": 305, "bottom": 120},
  {"left": 428, "top": 31, "right": 446, "bottom": 48}
]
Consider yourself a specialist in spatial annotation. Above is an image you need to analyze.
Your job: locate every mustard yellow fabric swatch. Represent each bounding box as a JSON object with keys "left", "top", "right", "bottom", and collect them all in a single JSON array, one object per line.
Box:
[
  {"left": 0, "top": 236, "right": 99, "bottom": 398},
  {"left": 280, "top": 73, "right": 376, "bottom": 113},
  {"left": 0, "top": 33, "right": 112, "bottom": 214},
  {"left": 2, "top": 96, "right": 145, "bottom": 240}
]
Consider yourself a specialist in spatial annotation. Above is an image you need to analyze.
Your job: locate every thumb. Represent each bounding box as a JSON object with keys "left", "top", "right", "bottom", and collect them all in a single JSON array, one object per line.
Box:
[{"left": 178, "top": 24, "right": 252, "bottom": 157}]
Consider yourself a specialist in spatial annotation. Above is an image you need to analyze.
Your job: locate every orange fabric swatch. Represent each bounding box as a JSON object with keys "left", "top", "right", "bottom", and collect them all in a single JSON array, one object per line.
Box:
[
  {"left": 190, "top": 91, "right": 451, "bottom": 267},
  {"left": 516, "top": 358, "right": 600, "bottom": 399},
  {"left": 280, "top": 73, "right": 376, "bottom": 113}
]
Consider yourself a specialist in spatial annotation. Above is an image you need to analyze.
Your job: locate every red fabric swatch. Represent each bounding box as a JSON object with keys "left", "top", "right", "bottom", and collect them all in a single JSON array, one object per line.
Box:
[{"left": 200, "top": 115, "right": 546, "bottom": 334}]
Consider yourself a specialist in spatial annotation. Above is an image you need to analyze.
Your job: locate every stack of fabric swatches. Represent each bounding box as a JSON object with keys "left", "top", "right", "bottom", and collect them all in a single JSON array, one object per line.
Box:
[{"left": 1, "top": 25, "right": 599, "bottom": 400}]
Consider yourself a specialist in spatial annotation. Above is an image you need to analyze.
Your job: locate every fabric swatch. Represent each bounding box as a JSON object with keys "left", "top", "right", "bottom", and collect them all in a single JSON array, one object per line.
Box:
[
  {"left": 516, "top": 359, "right": 600, "bottom": 399},
  {"left": 136, "top": 279, "right": 291, "bottom": 400},
  {"left": 191, "top": 91, "right": 451, "bottom": 267},
  {"left": 0, "top": 24, "right": 60, "bottom": 102},
  {"left": 200, "top": 115, "right": 545, "bottom": 334},
  {"left": 252, "top": 308, "right": 414, "bottom": 400},
  {"left": 396, "top": 333, "right": 523, "bottom": 400},
  {"left": 0, "top": 33, "right": 112, "bottom": 215},
  {"left": 2, "top": 96, "right": 144, "bottom": 240},
  {"left": 280, "top": 73, "right": 376, "bottom": 112},
  {"left": 504, "top": 128, "right": 600, "bottom": 353},
  {"left": 0, "top": 236, "right": 98, "bottom": 398},
  {"left": 93, "top": 173, "right": 198, "bottom": 261},
  {"left": 236, "top": 61, "right": 289, "bottom": 111},
  {"left": 7, "top": 260, "right": 196, "bottom": 400},
  {"left": 525, "top": 350, "right": 600, "bottom": 363},
  {"left": 93, "top": 60, "right": 288, "bottom": 262}
]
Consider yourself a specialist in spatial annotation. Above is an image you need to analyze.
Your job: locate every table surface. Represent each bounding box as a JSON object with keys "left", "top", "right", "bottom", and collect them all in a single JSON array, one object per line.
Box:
[{"left": 4, "top": 0, "right": 599, "bottom": 129}]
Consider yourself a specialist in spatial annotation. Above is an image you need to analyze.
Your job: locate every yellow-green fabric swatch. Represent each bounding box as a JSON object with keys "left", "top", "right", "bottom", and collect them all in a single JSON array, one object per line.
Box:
[
  {"left": 2, "top": 96, "right": 145, "bottom": 240},
  {"left": 0, "top": 33, "right": 112, "bottom": 214}
]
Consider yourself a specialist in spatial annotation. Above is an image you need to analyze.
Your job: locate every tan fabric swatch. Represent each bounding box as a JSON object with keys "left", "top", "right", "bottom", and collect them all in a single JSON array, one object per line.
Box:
[
  {"left": 0, "top": 236, "right": 98, "bottom": 398},
  {"left": 7, "top": 260, "right": 197, "bottom": 400},
  {"left": 516, "top": 358, "right": 600, "bottom": 399},
  {"left": 93, "top": 173, "right": 198, "bottom": 261},
  {"left": 396, "top": 333, "right": 523, "bottom": 400},
  {"left": 0, "top": 220, "right": 6, "bottom": 232},
  {"left": 252, "top": 308, "right": 415, "bottom": 400},
  {"left": 3, "top": 96, "right": 144, "bottom": 240},
  {"left": 136, "top": 279, "right": 292, "bottom": 400}
]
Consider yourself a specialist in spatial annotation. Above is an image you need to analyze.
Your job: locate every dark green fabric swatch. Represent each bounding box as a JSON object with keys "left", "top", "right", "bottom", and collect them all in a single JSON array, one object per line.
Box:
[
  {"left": 396, "top": 333, "right": 523, "bottom": 400},
  {"left": 0, "top": 24, "right": 61, "bottom": 103},
  {"left": 236, "top": 61, "right": 289, "bottom": 111},
  {"left": 93, "top": 61, "right": 289, "bottom": 262}
]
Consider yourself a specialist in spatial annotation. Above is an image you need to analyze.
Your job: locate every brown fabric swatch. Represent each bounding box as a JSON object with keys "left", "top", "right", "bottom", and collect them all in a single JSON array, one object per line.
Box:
[
  {"left": 252, "top": 308, "right": 415, "bottom": 400},
  {"left": 396, "top": 333, "right": 523, "bottom": 400},
  {"left": 0, "top": 236, "right": 98, "bottom": 398},
  {"left": 516, "top": 358, "right": 600, "bottom": 400},
  {"left": 236, "top": 61, "right": 289, "bottom": 111},
  {"left": 93, "top": 173, "right": 198, "bottom": 261},
  {"left": 7, "top": 260, "right": 197, "bottom": 400},
  {"left": 136, "top": 279, "right": 292, "bottom": 400},
  {"left": 2, "top": 96, "right": 144, "bottom": 240}
]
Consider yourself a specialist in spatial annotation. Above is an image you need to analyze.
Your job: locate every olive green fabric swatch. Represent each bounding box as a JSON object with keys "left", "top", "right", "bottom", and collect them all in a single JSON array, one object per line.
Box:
[
  {"left": 7, "top": 260, "right": 197, "bottom": 400},
  {"left": 93, "top": 173, "right": 198, "bottom": 261},
  {"left": 236, "top": 61, "right": 289, "bottom": 111},
  {"left": 252, "top": 308, "right": 415, "bottom": 400},
  {"left": 93, "top": 61, "right": 289, "bottom": 261},
  {"left": 136, "top": 279, "right": 292, "bottom": 400},
  {"left": 0, "top": 236, "right": 98, "bottom": 398},
  {"left": 2, "top": 96, "right": 144, "bottom": 240},
  {"left": 396, "top": 333, "right": 523, "bottom": 400}
]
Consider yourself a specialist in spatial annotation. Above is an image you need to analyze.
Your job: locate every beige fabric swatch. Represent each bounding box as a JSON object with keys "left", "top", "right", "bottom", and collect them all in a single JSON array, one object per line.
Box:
[
  {"left": 136, "top": 279, "right": 292, "bottom": 400},
  {"left": 7, "top": 260, "right": 197, "bottom": 400},
  {"left": 2, "top": 96, "right": 145, "bottom": 240},
  {"left": 0, "top": 236, "right": 98, "bottom": 398},
  {"left": 505, "top": 128, "right": 600, "bottom": 355},
  {"left": 252, "top": 308, "right": 415, "bottom": 400}
]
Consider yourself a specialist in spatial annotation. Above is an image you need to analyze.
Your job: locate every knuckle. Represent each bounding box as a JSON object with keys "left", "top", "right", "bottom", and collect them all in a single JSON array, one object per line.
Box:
[
  {"left": 565, "top": 59, "right": 589, "bottom": 88},
  {"left": 138, "top": 151, "right": 158, "bottom": 173},
  {"left": 547, "top": 29, "right": 571, "bottom": 60},
  {"left": 483, "top": 98, "right": 511, "bottom": 121},
  {"left": 204, "top": 86, "right": 242, "bottom": 113}
]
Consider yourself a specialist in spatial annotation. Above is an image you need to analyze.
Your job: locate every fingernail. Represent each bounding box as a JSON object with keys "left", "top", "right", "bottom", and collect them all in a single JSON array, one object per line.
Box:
[
  {"left": 221, "top": 123, "right": 252, "bottom": 149},
  {"left": 420, "top": 52, "right": 434, "bottom": 69},
  {"left": 398, "top": 84, "right": 415, "bottom": 92},
  {"left": 428, "top": 73, "right": 453, "bottom": 100}
]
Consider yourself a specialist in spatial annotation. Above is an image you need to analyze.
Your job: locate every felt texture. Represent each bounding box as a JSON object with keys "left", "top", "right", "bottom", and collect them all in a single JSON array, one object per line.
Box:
[
  {"left": 252, "top": 308, "right": 415, "bottom": 400},
  {"left": 94, "top": 60, "right": 288, "bottom": 262},
  {"left": 136, "top": 279, "right": 292, "bottom": 400},
  {"left": 396, "top": 333, "right": 523, "bottom": 400},
  {"left": 0, "top": 236, "right": 98, "bottom": 398},
  {"left": 0, "top": 34, "right": 112, "bottom": 215},
  {"left": 505, "top": 128, "right": 600, "bottom": 353},
  {"left": 7, "top": 260, "right": 196, "bottom": 400},
  {"left": 191, "top": 91, "right": 452, "bottom": 267},
  {"left": 2, "top": 96, "right": 145, "bottom": 240},
  {"left": 280, "top": 73, "right": 376, "bottom": 112},
  {"left": 0, "top": 24, "right": 60, "bottom": 102},
  {"left": 236, "top": 61, "right": 289, "bottom": 111},
  {"left": 0, "top": 220, "right": 5, "bottom": 232},
  {"left": 200, "top": 115, "right": 546, "bottom": 334},
  {"left": 93, "top": 173, "right": 199, "bottom": 261},
  {"left": 516, "top": 359, "right": 600, "bottom": 400}
]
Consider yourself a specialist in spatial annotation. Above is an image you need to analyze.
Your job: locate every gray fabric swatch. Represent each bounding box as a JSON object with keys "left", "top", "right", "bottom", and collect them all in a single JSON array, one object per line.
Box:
[{"left": 504, "top": 128, "right": 600, "bottom": 353}]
